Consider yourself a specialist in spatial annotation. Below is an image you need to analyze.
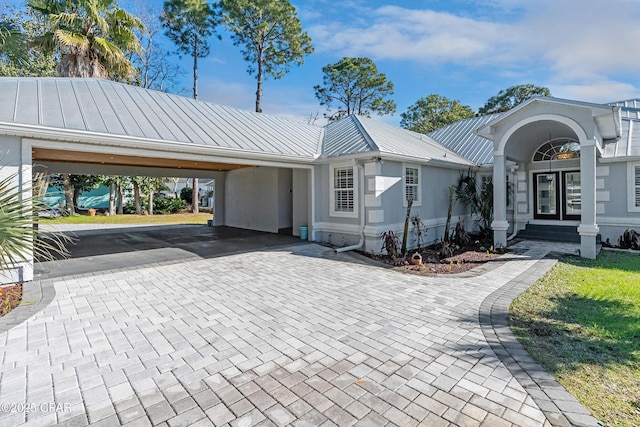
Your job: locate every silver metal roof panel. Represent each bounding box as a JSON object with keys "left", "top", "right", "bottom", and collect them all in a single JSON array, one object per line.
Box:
[
  {"left": 429, "top": 114, "right": 503, "bottom": 165},
  {"left": 0, "top": 77, "right": 322, "bottom": 158},
  {"left": 355, "top": 116, "right": 472, "bottom": 166}
]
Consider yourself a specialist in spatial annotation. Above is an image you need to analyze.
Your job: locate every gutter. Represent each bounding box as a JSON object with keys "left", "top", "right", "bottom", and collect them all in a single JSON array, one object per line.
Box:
[
  {"left": 335, "top": 160, "right": 365, "bottom": 253},
  {"left": 2, "top": 123, "right": 318, "bottom": 165}
]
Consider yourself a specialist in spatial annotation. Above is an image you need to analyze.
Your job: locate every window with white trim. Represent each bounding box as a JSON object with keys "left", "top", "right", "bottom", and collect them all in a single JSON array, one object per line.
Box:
[
  {"left": 403, "top": 165, "right": 421, "bottom": 206},
  {"left": 629, "top": 162, "right": 640, "bottom": 212},
  {"left": 331, "top": 165, "right": 358, "bottom": 217}
]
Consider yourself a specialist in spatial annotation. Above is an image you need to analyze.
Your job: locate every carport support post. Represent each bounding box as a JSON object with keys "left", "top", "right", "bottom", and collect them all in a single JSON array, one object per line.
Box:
[
  {"left": 212, "top": 173, "right": 225, "bottom": 226},
  {"left": 491, "top": 153, "right": 508, "bottom": 248},
  {"left": 578, "top": 139, "right": 598, "bottom": 259}
]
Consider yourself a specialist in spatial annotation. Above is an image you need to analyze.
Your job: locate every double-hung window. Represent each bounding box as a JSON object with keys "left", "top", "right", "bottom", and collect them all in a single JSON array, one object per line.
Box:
[
  {"left": 331, "top": 165, "right": 357, "bottom": 217},
  {"left": 403, "top": 165, "right": 421, "bottom": 206}
]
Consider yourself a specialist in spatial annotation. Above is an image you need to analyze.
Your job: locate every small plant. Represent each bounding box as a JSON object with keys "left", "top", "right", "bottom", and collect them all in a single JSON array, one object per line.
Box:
[
  {"left": 618, "top": 229, "right": 639, "bottom": 250},
  {"left": 453, "top": 218, "right": 471, "bottom": 247},
  {"left": 381, "top": 230, "right": 400, "bottom": 259},
  {"left": 411, "top": 215, "right": 428, "bottom": 250},
  {"left": 439, "top": 241, "right": 457, "bottom": 258}
]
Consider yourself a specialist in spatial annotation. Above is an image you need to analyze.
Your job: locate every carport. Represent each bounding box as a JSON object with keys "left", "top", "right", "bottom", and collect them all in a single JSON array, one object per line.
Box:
[{"left": 0, "top": 77, "right": 319, "bottom": 284}]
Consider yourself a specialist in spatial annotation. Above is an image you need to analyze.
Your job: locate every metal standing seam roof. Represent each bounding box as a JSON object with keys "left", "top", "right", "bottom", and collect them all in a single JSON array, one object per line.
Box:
[
  {"left": 322, "top": 115, "right": 473, "bottom": 166},
  {"left": 0, "top": 77, "right": 323, "bottom": 158},
  {"left": 598, "top": 100, "right": 640, "bottom": 159},
  {"left": 428, "top": 113, "right": 504, "bottom": 165}
]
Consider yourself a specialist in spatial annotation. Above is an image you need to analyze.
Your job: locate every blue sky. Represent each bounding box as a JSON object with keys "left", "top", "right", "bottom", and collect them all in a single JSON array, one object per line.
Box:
[{"left": 7, "top": 0, "right": 640, "bottom": 125}]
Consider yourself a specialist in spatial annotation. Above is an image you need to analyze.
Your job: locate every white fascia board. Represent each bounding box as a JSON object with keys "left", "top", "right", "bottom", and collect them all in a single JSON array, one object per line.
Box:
[{"left": 2, "top": 123, "right": 318, "bottom": 166}]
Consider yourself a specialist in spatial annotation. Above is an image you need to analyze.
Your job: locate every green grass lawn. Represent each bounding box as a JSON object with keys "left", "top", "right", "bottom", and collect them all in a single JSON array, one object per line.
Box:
[
  {"left": 510, "top": 251, "right": 640, "bottom": 426},
  {"left": 40, "top": 212, "right": 213, "bottom": 225}
]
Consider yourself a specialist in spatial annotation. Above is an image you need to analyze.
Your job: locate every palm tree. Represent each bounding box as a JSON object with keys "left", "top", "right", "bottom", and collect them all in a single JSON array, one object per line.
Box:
[
  {"left": 0, "top": 172, "right": 71, "bottom": 275},
  {"left": 0, "top": 21, "right": 26, "bottom": 63},
  {"left": 28, "top": 0, "right": 144, "bottom": 79}
]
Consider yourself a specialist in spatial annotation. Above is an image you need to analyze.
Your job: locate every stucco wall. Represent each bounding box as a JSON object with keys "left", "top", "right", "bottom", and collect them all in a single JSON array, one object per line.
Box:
[
  {"left": 0, "top": 136, "right": 33, "bottom": 284},
  {"left": 278, "top": 169, "right": 293, "bottom": 230},
  {"left": 596, "top": 160, "right": 640, "bottom": 243},
  {"left": 314, "top": 158, "right": 475, "bottom": 253},
  {"left": 224, "top": 167, "right": 300, "bottom": 234},
  {"left": 224, "top": 167, "right": 279, "bottom": 233}
]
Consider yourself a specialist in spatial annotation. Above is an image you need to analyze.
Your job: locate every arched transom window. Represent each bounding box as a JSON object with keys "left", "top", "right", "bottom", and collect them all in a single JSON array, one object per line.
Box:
[{"left": 533, "top": 138, "right": 580, "bottom": 162}]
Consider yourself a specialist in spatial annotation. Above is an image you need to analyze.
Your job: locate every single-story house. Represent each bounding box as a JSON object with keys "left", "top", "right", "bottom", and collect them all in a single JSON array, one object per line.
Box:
[{"left": 1, "top": 77, "right": 638, "bottom": 283}]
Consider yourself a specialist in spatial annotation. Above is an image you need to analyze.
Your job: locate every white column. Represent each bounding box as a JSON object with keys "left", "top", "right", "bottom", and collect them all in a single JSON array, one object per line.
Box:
[
  {"left": 212, "top": 172, "right": 225, "bottom": 226},
  {"left": 578, "top": 139, "right": 599, "bottom": 258},
  {"left": 492, "top": 153, "right": 509, "bottom": 247}
]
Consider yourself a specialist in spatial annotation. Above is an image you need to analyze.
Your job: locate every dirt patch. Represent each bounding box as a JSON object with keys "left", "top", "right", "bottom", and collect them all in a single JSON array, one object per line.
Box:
[
  {"left": 0, "top": 285, "right": 22, "bottom": 318},
  {"left": 368, "top": 243, "right": 505, "bottom": 275}
]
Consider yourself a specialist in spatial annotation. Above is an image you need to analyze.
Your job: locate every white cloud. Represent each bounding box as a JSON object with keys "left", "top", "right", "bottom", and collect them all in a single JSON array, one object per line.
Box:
[{"left": 308, "top": 1, "right": 640, "bottom": 100}]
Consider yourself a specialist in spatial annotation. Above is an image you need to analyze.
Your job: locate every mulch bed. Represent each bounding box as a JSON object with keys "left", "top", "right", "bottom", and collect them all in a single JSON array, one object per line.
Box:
[
  {"left": 0, "top": 285, "right": 23, "bottom": 318},
  {"left": 371, "top": 244, "right": 505, "bottom": 275}
]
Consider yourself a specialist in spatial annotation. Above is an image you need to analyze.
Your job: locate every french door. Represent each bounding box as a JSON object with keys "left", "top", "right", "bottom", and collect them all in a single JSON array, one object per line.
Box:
[{"left": 533, "top": 171, "right": 581, "bottom": 220}]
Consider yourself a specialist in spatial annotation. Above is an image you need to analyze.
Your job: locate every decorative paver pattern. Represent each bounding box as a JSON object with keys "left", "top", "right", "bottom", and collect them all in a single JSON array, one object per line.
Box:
[{"left": 0, "top": 242, "right": 597, "bottom": 426}]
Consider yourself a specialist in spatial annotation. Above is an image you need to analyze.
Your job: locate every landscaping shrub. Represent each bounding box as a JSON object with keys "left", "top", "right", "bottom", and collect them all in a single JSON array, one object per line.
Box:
[
  {"left": 180, "top": 187, "right": 193, "bottom": 204},
  {"left": 123, "top": 196, "right": 185, "bottom": 215}
]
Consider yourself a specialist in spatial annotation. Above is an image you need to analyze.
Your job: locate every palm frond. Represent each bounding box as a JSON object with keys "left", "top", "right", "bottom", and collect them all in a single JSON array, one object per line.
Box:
[
  {"left": 50, "top": 12, "right": 81, "bottom": 28},
  {"left": 54, "top": 29, "right": 89, "bottom": 51},
  {"left": 0, "top": 173, "right": 72, "bottom": 273}
]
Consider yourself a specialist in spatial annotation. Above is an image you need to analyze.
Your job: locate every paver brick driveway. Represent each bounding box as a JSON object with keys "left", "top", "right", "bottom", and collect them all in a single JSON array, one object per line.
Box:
[{"left": 0, "top": 242, "right": 596, "bottom": 426}]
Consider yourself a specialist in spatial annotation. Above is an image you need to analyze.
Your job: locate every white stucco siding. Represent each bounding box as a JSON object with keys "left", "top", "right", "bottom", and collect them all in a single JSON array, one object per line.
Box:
[
  {"left": 596, "top": 160, "right": 640, "bottom": 244},
  {"left": 277, "top": 169, "right": 293, "bottom": 230},
  {"left": 0, "top": 136, "right": 33, "bottom": 284},
  {"left": 224, "top": 167, "right": 280, "bottom": 233}
]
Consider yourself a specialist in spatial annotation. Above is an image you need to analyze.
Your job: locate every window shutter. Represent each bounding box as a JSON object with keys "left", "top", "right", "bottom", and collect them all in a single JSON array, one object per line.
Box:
[{"left": 635, "top": 165, "right": 640, "bottom": 207}]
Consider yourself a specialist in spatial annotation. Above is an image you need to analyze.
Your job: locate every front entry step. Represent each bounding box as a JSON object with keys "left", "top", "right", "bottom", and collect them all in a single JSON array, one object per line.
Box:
[{"left": 517, "top": 224, "right": 601, "bottom": 244}]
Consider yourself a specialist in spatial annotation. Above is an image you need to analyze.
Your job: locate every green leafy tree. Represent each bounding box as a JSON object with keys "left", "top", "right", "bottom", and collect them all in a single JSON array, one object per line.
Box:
[
  {"left": 161, "top": 0, "right": 217, "bottom": 213},
  {"left": 27, "top": 0, "right": 144, "bottom": 79},
  {"left": 220, "top": 0, "right": 313, "bottom": 113},
  {"left": 400, "top": 94, "right": 475, "bottom": 134},
  {"left": 314, "top": 57, "right": 396, "bottom": 122},
  {"left": 50, "top": 174, "right": 100, "bottom": 213},
  {"left": 161, "top": 0, "right": 218, "bottom": 100},
  {"left": 0, "top": 6, "right": 57, "bottom": 77},
  {"left": 478, "top": 84, "right": 551, "bottom": 115}
]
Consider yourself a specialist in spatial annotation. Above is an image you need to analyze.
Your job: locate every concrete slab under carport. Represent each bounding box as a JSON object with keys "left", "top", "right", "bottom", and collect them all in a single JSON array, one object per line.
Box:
[{"left": 35, "top": 225, "right": 306, "bottom": 279}]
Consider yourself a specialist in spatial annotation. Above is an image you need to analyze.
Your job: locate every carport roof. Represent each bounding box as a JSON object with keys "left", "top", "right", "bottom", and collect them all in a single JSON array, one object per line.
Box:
[{"left": 0, "top": 77, "right": 322, "bottom": 158}]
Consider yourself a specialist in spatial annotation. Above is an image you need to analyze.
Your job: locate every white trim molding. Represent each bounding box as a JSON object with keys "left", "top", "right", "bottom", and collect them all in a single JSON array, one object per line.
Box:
[{"left": 329, "top": 163, "right": 359, "bottom": 218}]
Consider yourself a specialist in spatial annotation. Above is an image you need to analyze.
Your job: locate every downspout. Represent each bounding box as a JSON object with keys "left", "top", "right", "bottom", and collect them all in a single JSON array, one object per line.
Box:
[{"left": 335, "top": 160, "right": 365, "bottom": 253}]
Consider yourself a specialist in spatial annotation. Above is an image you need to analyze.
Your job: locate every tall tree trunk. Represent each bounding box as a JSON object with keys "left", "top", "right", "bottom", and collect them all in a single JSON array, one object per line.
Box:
[
  {"left": 116, "top": 183, "right": 123, "bottom": 215},
  {"left": 255, "top": 54, "right": 263, "bottom": 113},
  {"left": 191, "top": 177, "right": 199, "bottom": 214},
  {"left": 133, "top": 181, "right": 142, "bottom": 215},
  {"left": 63, "top": 174, "right": 74, "bottom": 214},
  {"left": 193, "top": 40, "right": 198, "bottom": 100},
  {"left": 148, "top": 191, "right": 154, "bottom": 216},
  {"left": 108, "top": 183, "right": 116, "bottom": 216},
  {"left": 444, "top": 186, "right": 455, "bottom": 243},
  {"left": 72, "top": 187, "right": 81, "bottom": 213}
]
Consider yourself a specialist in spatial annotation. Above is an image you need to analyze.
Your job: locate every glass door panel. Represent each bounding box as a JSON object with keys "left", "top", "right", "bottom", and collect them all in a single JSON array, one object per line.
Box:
[
  {"left": 563, "top": 171, "right": 581, "bottom": 220},
  {"left": 534, "top": 172, "right": 559, "bottom": 219}
]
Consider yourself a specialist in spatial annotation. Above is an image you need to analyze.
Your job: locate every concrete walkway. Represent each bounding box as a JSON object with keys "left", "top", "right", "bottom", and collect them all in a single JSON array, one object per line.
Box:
[{"left": 0, "top": 239, "right": 599, "bottom": 426}]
